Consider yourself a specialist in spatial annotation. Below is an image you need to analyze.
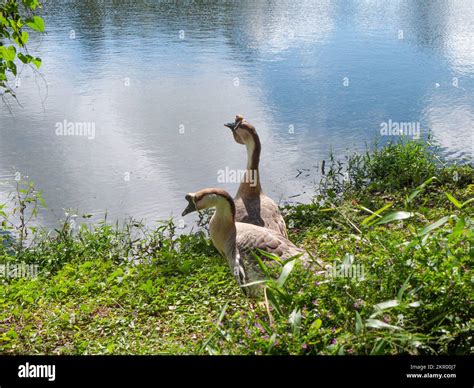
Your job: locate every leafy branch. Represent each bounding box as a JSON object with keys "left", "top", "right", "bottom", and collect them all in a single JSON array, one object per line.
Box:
[{"left": 0, "top": 0, "right": 44, "bottom": 100}]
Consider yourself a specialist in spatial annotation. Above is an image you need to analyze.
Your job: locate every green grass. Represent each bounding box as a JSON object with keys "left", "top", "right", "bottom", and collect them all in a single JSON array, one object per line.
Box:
[{"left": 0, "top": 140, "right": 473, "bottom": 355}]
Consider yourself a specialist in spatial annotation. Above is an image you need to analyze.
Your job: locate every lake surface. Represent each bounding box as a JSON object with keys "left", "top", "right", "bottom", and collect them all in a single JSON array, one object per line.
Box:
[{"left": 0, "top": 0, "right": 473, "bottom": 229}]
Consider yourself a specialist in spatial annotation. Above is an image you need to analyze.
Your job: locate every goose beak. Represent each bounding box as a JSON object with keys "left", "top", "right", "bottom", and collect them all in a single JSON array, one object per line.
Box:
[
  {"left": 224, "top": 122, "right": 236, "bottom": 130},
  {"left": 182, "top": 195, "right": 197, "bottom": 216}
]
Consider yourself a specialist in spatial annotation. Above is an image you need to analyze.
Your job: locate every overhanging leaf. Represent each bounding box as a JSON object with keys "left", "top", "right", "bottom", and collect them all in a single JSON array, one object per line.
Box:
[
  {"left": 25, "top": 16, "right": 45, "bottom": 32},
  {"left": 251, "top": 252, "right": 270, "bottom": 277},
  {"left": 406, "top": 177, "right": 438, "bottom": 204},
  {"left": 32, "top": 57, "right": 42, "bottom": 69}
]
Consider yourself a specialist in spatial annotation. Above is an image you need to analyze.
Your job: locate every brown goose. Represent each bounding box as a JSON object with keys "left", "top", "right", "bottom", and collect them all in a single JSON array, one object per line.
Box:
[
  {"left": 182, "top": 188, "right": 316, "bottom": 297},
  {"left": 224, "top": 115, "right": 288, "bottom": 238}
]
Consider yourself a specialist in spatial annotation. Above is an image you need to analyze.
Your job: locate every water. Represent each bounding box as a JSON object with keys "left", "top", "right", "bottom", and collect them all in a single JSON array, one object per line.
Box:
[{"left": 0, "top": 0, "right": 473, "bottom": 229}]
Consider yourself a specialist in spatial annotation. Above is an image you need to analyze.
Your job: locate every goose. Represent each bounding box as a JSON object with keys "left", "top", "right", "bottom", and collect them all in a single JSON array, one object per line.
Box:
[
  {"left": 224, "top": 115, "right": 288, "bottom": 238},
  {"left": 182, "top": 188, "right": 319, "bottom": 297}
]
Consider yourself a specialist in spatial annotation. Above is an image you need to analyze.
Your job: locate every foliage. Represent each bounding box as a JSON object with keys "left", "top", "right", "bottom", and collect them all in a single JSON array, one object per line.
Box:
[
  {"left": 0, "top": 178, "right": 46, "bottom": 252},
  {"left": 0, "top": 141, "right": 472, "bottom": 354},
  {"left": 318, "top": 140, "right": 441, "bottom": 200}
]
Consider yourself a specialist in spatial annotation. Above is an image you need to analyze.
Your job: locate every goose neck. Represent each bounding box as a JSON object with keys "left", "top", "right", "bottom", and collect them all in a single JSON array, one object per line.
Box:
[
  {"left": 239, "top": 134, "right": 262, "bottom": 196},
  {"left": 209, "top": 200, "right": 237, "bottom": 255}
]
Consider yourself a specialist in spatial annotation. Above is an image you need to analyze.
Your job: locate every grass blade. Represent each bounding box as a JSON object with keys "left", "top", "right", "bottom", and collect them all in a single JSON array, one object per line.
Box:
[
  {"left": 374, "top": 211, "right": 414, "bottom": 225},
  {"left": 277, "top": 258, "right": 296, "bottom": 288},
  {"left": 355, "top": 311, "right": 363, "bottom": 335},
  {"left": 417, "top": 216, "right": 450, "bottom": 237},
  {"left": 445, "top": 193, "right": 462, "bottom": 208},
  {"left": 365, "top": 319, "right": 401, "bottom": 331},
  {"left": 397, "top": 274, "right": 412, "bottom": 301}
]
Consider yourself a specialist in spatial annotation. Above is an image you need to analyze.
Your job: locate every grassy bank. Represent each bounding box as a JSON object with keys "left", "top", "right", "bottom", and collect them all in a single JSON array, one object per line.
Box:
[{"left": 0, "top": 141, "right": 472, "bottom": 355}]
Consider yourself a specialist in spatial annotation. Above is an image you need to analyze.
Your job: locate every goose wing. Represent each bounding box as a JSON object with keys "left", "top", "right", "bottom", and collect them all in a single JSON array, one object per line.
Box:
[
  {"left": 234, "top": 195, "right": 288, "bottom": 238},
  {"left": 233, "top": 223, "right": 322, "bottom": 298},
  {"left": 235, "top": 222, "right": 304, "bottom": 260},
  {"left": 259, "top": 195, "right": 288, "bottom": 238}
]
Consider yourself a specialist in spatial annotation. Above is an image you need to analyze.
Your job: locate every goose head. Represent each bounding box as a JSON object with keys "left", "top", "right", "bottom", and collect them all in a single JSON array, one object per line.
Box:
[
  {"left": 224, "top": 114, "right": 258, "bottom": 146},
  {"left": 181, "top": 188, "right": 236, "bottom": 217}
]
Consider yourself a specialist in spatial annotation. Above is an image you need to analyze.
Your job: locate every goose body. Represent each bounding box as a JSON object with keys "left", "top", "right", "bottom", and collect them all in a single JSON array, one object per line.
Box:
[
  {"left": 182, "top": 188, "right": 316, "bottom": 297},
  {"left": 233, "top": 195, "right": 287, "bottom": 240},
  {"left": 224, "top": 115, "right": 288, "bottom": 238}
]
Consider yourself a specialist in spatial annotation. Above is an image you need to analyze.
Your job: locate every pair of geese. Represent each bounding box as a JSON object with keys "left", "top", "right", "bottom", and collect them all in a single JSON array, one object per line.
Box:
[{"left": 182, "top": 115, "right": 317, "bottom": 297}]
